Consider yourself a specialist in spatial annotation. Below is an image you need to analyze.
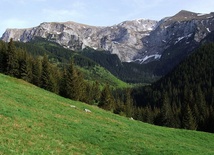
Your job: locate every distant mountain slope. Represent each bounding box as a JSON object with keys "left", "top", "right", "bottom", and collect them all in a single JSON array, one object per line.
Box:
[
  {"left": 12, "top": 38, "right": 130, "bottom": 86},
  {"left": 0, "top": 73, "right": 214, "bottom": 154},
  {"left": 133, "top": 43, "right": 214, "bottom": 132},
  {"left": 13, "top": 38, "right": 158, "bottom": 83}
]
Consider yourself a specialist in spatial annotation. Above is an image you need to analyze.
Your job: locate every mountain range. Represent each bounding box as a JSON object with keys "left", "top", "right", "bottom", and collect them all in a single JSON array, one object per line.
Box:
[
  {"left": 1, "top": 10, "right": 214, "bottom": 84},
  {"left": 2, "top": 10, "right": 214, "bottom": 64}
]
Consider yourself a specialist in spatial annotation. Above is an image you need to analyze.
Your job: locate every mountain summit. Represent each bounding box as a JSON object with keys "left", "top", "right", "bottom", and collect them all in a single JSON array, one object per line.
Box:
[{"left": 1, "top": 10, "right": 214, "bottom": 63}]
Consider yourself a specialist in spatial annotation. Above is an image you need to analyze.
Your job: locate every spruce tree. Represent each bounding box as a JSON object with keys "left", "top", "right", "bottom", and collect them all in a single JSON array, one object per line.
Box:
[
  {"left": 6, "top": 38, "right": 19, "bottom": 77},
  {"left": 182, "top": 104, "right": 197, "bottom": 130},
  {"left": 124, "top": 89, "right": 134, "bottom": 117},
  {"left": 159, "top": 93, "right": 173, "bottom": 127},
  {"left": 99, "top": 83, "right": 114, "bottom": 111},
  {"left": 65, "top": 59, "right": 83, "bottom": 101},
  {"left": 18, "top": 50, "right": 32, "bottom": 82},
  {"left": 59, "top": 68, "right": 68, "bottom": 98},
  {"left": 92, "top": 81, "right": 100, "bottom": 103},
  {"left": 41, "top": 54, "right": 52, "bottom": 91},
  {"left": 32, "top": 57, "right": 42, "bottom": 86},
  {"left": 0, "top": 41, "right": 7, "bottom": 73}
]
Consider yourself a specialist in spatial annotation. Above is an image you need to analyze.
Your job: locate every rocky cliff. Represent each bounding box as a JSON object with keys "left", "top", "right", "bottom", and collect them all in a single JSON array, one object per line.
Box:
[{"left": 1, "top": 10, "right": 214, "bottom": 63}]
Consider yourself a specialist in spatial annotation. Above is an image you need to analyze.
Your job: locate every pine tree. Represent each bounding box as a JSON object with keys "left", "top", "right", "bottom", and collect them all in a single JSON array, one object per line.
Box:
[
  {"left": 195, "top": 86, "right": 207, "bottom": 129},
  {"left": 18, "top": 50, "right": 32, "bottom": 82},
  {"left": 144, "top": 106, "right": 153, "bottom": 123},
  {"left": 182, "top": 104, "right": 197, "bottom": 130},
  {"left": 40, "top": 54, "right": 53, "bottom": 91},
  {"left": 92, "top": 81, "right": 100, "bottom": 103},
  {"left": 6, "top": 38, "right": 19, "bottom": 77},
  {"left": 49, "top": 65, "right": 60, "bottom": 94},
  {"left": 99, "top": 83, "right": 114, "bottom": 111},
  {"left": 64, "top": 59, "right": 85, "bottom": 101},
  {"left": 124, "top": 89, "right": 134, "bottom": 117},
  {"left": 32, "top": 57, "right": 42, "bottom": 86},
  {"left": 76, "top": 70, "right": 86, "bottom": 102},
  {"left": 159, "top": 93, "right": 173, "bottom": 127},
  {"left": 59, "top": 68, "right": 68, "bottom": 98},
  {"left": 0, "top": 41, "right": 8, "bottom": 73}
]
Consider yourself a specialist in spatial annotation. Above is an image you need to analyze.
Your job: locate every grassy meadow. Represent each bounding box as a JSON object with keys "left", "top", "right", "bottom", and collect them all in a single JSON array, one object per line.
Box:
[{"left": 0, "top": 73, "right": 214, "bottom": 154}]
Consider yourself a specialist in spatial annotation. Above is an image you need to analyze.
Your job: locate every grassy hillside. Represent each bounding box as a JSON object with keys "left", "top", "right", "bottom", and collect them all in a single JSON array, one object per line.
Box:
[
  {"left": 79, "top": 65, "right": 129, "bottom": 88},
  {"left": 0, "top": 74, "right": 214, "bottom": 154}
]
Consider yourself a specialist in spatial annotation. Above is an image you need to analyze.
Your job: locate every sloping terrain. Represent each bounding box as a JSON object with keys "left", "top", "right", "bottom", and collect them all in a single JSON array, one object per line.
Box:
[
  {"left": 13, "top": 39, "right": 130, "bottom": 86},
  {"left": 0, "top": 73, "right": 214, "bottom": 154}
]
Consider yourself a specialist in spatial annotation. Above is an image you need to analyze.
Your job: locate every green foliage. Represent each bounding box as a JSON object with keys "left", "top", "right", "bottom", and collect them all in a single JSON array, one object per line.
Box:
[
  {"left": 0, "top": 40, "right": 8, "bottom": 73},
  {"left": 31, "top": 57, "right": 42, "bottom": 86},
  {"left": 79, "top": 65, "right": 129, "bottom": 88},
  {"left": 133, "top": 43, "right": 214, "bottom": 132},
  {"left": 182, "top": 104, "right": 197, "bottom": 130},
  {"left": 99, "top": 84, "right": 114, "bottom": 111},
  {"left": 81, "top": 47, "right": 159, "bottom": 83},
  {"left": 63, "top": 60, "right": 85, "bottom": 101},
  {"left": 6, "top": 39, "right": 19, "bottom": 77},
  {"left": 40, "top": 54, "right": 53, "bottom": 91}
]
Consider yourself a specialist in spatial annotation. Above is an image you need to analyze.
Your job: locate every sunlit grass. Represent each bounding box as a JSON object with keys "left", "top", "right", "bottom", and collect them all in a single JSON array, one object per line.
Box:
[
  {"left": 79, "top": 65, "right": 130, "bottom": 88},
  {"left": 0, "top": 73, "right": 214, "bottom": 154}
]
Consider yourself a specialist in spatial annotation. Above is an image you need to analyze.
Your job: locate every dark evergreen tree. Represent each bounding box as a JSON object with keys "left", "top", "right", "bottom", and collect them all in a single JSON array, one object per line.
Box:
[
  {"left": 143, "top": 106, "right": 153, "bottom": 123},
  {"left": 32, "top": 57, "right": 42, "bottom": 86},
  {"left": 159, "top": 93, "right": 173, "bottom": 127},
  {"left": 40, "top": 54, "right": 53, "bottom": 91},
  {"left": 6, "top": 38, "right": 19, "bottom": 77},
  {"left": 0, "top": 41, "right": 8, "bottom": 73},
  {"left": 64, "top": 59, "right": 82, "bottom": 101},
  {"left": 59, "top": 68, "right": 68, "bottom": 97},
  {"left": 182, "top": 104, "right": 197, "bottom": 130},
  {"left": 18, "top": 49, "right": 32, "bottom": 82},
  {"left": 91, "top": 81, "right": 100, "bottom": 103},
  {"left": 49, "top": 65, "right": 60, "bottom": 94},
  {"left": 99, "top": 83, "right": 114, "bottom": 111},
  {"left": 124, "top": 89, "right": 134, "bottom": 117}
]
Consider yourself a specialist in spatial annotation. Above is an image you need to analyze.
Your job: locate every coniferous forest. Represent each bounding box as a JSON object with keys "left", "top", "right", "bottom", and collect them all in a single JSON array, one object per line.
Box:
[{"left": 0, "top": 39, "right": 214, "bottom": 133}]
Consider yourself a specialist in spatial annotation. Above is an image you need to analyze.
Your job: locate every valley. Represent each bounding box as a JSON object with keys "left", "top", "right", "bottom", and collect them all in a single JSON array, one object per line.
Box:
[{"left": 1, "top": 9, "right": 214, "bottom": 154}]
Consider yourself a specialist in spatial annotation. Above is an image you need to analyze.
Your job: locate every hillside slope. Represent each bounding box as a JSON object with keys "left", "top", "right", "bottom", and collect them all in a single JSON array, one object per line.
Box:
[{"left": 0, "top": 74, "right": 214, "bottom": 154}]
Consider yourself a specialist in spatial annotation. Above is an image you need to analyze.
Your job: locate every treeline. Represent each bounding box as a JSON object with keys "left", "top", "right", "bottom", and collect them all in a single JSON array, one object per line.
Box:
[
  {"left": 132, "top": 43, "right": 214, "bottom": 133},
  {"left": 0, "top": 39, "right": 98, "bottom": 103},
  {"left": 81, "top": 47, "right": 159, "bottom": 83},
  {"left": 0, "top": 39, "right": 135, "bottom": 116}
]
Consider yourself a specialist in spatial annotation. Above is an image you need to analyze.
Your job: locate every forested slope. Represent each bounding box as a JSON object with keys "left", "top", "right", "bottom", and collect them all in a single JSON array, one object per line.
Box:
[{"left": 133, "top": 43, "right": 214, "bottom": 132}]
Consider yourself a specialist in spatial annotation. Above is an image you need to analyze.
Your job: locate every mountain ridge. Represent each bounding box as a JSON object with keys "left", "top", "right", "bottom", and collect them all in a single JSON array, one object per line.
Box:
[{"left": 1, "top": 10, "right": 214, "bottom": 64}]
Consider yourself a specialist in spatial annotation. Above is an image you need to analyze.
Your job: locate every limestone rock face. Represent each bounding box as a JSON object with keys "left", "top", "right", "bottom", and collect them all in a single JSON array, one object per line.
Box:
[{"left": 1, "top": 10, "right": 214, "bottom": 63}]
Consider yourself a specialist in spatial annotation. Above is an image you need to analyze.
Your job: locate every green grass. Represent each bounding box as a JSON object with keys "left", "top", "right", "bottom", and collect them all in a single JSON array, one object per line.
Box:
[
  {"left": 79, "top": 65, "right": 130, "bottom": 88},
  {"left": 0, "top": 73, "right": 214, "bottom": 154}
]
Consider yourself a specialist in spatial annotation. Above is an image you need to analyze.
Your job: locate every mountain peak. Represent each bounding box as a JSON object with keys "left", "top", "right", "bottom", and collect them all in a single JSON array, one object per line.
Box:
[
  {"left": 1, "top": 10, "right": 214, "bottom": 63},
  {"left": 170, "top": 10, "right": 213, "bottom": 21}
]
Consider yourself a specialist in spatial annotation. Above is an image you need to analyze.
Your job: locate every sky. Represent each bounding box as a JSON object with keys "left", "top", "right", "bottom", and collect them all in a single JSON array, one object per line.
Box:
[{"left": 0, "top": 0, "right": 214, "bottom": 36}]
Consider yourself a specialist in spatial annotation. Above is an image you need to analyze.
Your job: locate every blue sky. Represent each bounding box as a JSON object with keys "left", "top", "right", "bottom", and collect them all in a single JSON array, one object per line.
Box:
[{"left": 0, "top": 0, "right": 214, "bottom": 36}]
